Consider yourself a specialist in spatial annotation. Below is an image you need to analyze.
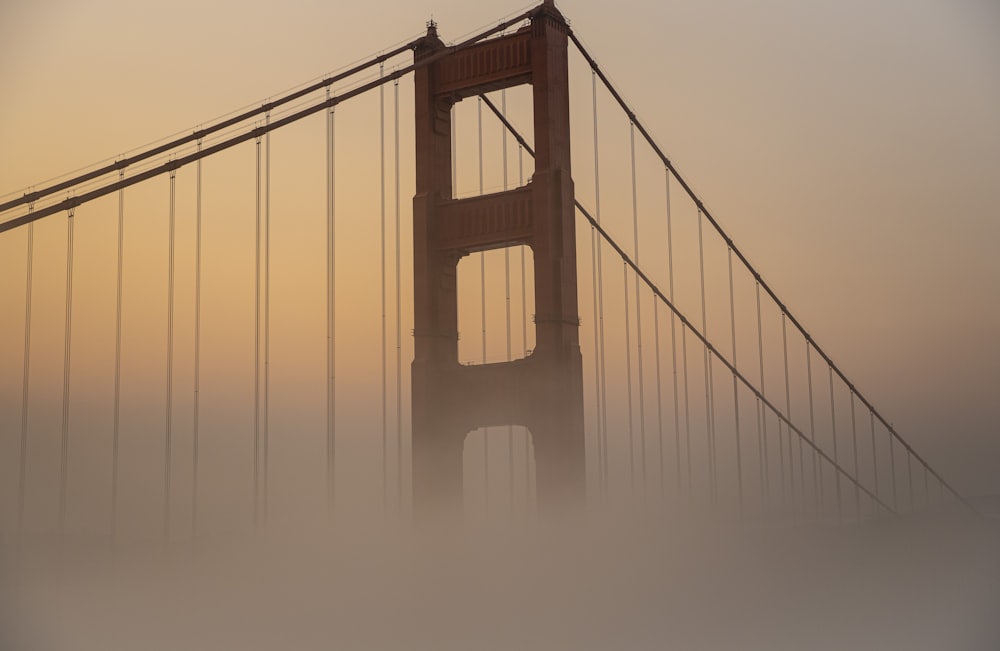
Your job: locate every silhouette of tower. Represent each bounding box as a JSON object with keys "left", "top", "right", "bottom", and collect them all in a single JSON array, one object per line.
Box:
[{"left": 411, "top": 2, "right": 585, "bottom": 518}]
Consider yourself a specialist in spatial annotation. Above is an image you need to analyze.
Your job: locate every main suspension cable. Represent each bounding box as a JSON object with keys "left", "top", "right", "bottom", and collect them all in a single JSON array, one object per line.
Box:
[
  {"left": 573, "top": 199, "right": 893, "bottom": 513},
  {"left": 0, "top": 38, "right": 426, "bottom": 216}
]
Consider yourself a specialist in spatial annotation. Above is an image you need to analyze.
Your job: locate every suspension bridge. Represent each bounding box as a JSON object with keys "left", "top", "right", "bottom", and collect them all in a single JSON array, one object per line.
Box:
[{"left": 0, "top": 1, "right": 972, "bottom": 545}]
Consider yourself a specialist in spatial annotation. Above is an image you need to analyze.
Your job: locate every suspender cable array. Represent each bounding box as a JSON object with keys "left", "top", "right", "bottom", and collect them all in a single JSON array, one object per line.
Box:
[
  {"left": 481, "top": 99, "right": 895, "bottom": 516},
  {"left": 567, "top": 29, "right": 966, "bottom": 511}
]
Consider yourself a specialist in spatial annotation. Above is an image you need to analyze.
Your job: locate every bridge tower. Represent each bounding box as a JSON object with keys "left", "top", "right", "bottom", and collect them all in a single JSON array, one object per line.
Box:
[{"left": 411, "top": 2, "right": 585, "bottom": 517}]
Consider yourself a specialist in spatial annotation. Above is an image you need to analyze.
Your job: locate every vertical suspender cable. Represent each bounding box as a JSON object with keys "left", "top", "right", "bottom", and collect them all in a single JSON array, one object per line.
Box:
[
  {"left": 869, "top": 411, "right": 879, "bottom": 512},
  {"left": 623, "top": 260, "right": 635, "bottom": 494},
  {"left": 696, "top": 208, "right": 716, "bottom": 503},
  {"left": 889, "top": 429, "right": 900, "bottom": 509},
  {"left": 906, "top": 450, "right": 914, "bottom": 512},
  {"left": 452, "top": 104, "right": 457, "bottom": 193},
  {"left": 782, "top": 312, "right": 798, "bottom": 507},
  {"left": 590, "top": 228, "right": 603, "bottom": 496},
  {"left": 924, "top": 465, "right": 930, "bottom": 508},
  {"left": 727, "top": 247, "right": 743, "bottom": 512},
  {"left": 502, "top": 90, "right": 514, "bottom": 509},
  {"left": 326, "top": 89, "right": 337, "bottom": 515},
  {"left": 394, "top": 79, "right": 403, "bottom": 511},
  {"left": 654, "top": 294, "right": 664, "bottom": 498},
  {"left": 756, "top": 282, "right": 768, "bottom": 506},
  {"left": 806, "top": 342, "right": 820, "bottom": 513},
  {"left": 59, "top": 208, "right": 76, "bottom": 536},
  {"left": 519, "top": 145, "right": 531, "bottom": 504},
  {"left": 628, "top": 121, "right": 646, "bottom": 495},
  {"left": 828, "top": 365, "right": 841, "bottom": 520},
  {"left": 380, "top": 64, "right": 388, "bottom": 511},
  {"left": 165, "top": 169, "right": 176, "bottom": 541},
  {"left": 17, "top": 208, "right": 35, "bottom": 538},
  {"left": 263, "top": 112, "right": 271, "bottom": 524},
  {"left": 665, "top": 170, "right": 681, "bottom": 496},
  {"left": 592, "top": 71, "right": 609, "bottom": 493},
  {"left": 192, "top": 141, "right": 202, "bottom": 535},
  {"left": 849, "top": 390, "right": 860, "bottom": 516},
  {"left": 681, "top": 326, "right": 693, "bottom": 498},
  {"left": 254, "top": 135, "right": 261, "bottom": 526},
  {"left": 780, "top": 314, "right": 805, "bottom": 504},
  {"left": 112, "top": 178, "right": 124, "bottom": 540},
  {"left": 477, "top": 96, "right": 489, "bottom": 510}
]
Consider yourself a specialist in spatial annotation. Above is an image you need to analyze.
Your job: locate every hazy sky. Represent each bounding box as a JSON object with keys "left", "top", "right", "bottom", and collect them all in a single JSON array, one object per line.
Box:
[{"left": 1, "top": 0, "right": 998, "bottom": 518}]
